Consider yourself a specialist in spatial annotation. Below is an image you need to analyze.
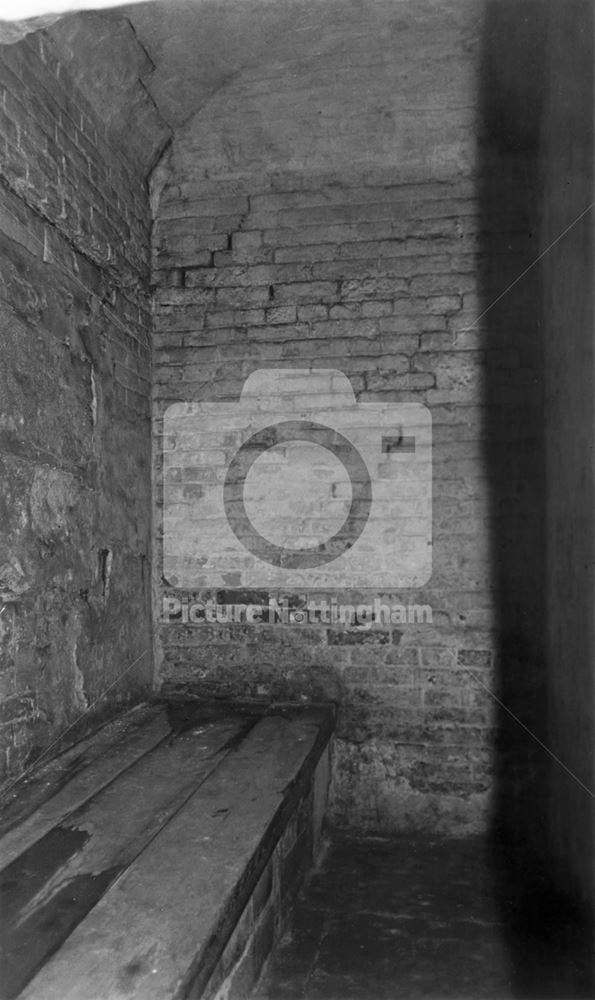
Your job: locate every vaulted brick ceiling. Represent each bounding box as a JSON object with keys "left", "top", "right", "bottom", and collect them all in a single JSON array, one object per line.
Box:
[
  {"left": 123, "top": 0, "right": 475, "bottom": 128},
  {"left": 3, "top": 0, "right": 473, "bottom": 129},
  {"left": 0, "top": 0, "right": 542, "bottom": 176},
  {"left": 1, "top": 0, "right": 481, "bottom": 172}
]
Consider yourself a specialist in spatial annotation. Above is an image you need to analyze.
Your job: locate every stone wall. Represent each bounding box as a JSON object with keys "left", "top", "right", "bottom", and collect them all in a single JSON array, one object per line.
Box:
[
  {"left": 151, "top": 0, "right": 544, "bottom": 834},
  {"left": 0, "top": 27, "right": 154, "bottom": 779}
]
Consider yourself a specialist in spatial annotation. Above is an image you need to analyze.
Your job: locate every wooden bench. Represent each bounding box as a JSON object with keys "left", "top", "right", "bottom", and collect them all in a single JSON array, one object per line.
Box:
[{"left": 0, "top": 700, "right": 334, "bottom": 1000}]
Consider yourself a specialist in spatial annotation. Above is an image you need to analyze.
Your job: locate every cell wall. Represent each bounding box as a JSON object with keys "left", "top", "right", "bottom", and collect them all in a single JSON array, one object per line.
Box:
[
  {"left": 151, "top": 0, "right": 543, "bottom": 833},
  {"left": 0, "top": 27, "right": 153, "bottom": 779}
]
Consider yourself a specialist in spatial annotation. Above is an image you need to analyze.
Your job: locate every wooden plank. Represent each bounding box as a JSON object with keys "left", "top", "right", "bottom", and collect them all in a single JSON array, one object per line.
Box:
[
  {"left": 0, "top": 706, "right": 173, "bottom": 869},
  {"left": 0, "top": 703, "right": 163, "bottom": 835},
  {"left": 18, "top": 709, "right": 332, "bottom": 1000},
  {"left": 0, "top": 715, "right": 252, "bottom": 1000}
]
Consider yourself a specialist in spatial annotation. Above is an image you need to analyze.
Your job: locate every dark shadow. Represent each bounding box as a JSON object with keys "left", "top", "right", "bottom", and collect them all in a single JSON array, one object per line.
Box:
[{"left": 478, "top": 2, "right": 594, "bottom": 996}]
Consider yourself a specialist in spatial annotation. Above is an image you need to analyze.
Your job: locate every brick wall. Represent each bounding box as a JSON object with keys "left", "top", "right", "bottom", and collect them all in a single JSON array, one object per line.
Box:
[
  {"left": 0, "top": 28, "right": 154, "bottom": 779},
  {"left": 152, "top": 0, "right": 542, "bottom": 833}
]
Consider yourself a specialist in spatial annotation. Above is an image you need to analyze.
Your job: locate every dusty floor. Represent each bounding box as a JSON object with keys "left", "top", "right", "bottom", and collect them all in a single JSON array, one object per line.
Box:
[{"left": 253, "top": 835, "right": 594, "bottom": 1000}]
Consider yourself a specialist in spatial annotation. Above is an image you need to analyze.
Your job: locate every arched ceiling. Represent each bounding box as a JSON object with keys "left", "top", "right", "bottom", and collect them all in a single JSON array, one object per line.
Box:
[
  {"left": 122, "top": 0, "right": 475, "bottom": 130},
  {"left": 0, "top": 0, "right": 478, "bottom": 174},
  {"left": 0, "top": 0, "right": 542, "bottom": 178}
]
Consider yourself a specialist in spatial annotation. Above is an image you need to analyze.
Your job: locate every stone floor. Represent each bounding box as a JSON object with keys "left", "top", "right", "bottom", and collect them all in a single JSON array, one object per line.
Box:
[{"left": 253, "top": 835, "right": 594, "bottom": 1000}]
